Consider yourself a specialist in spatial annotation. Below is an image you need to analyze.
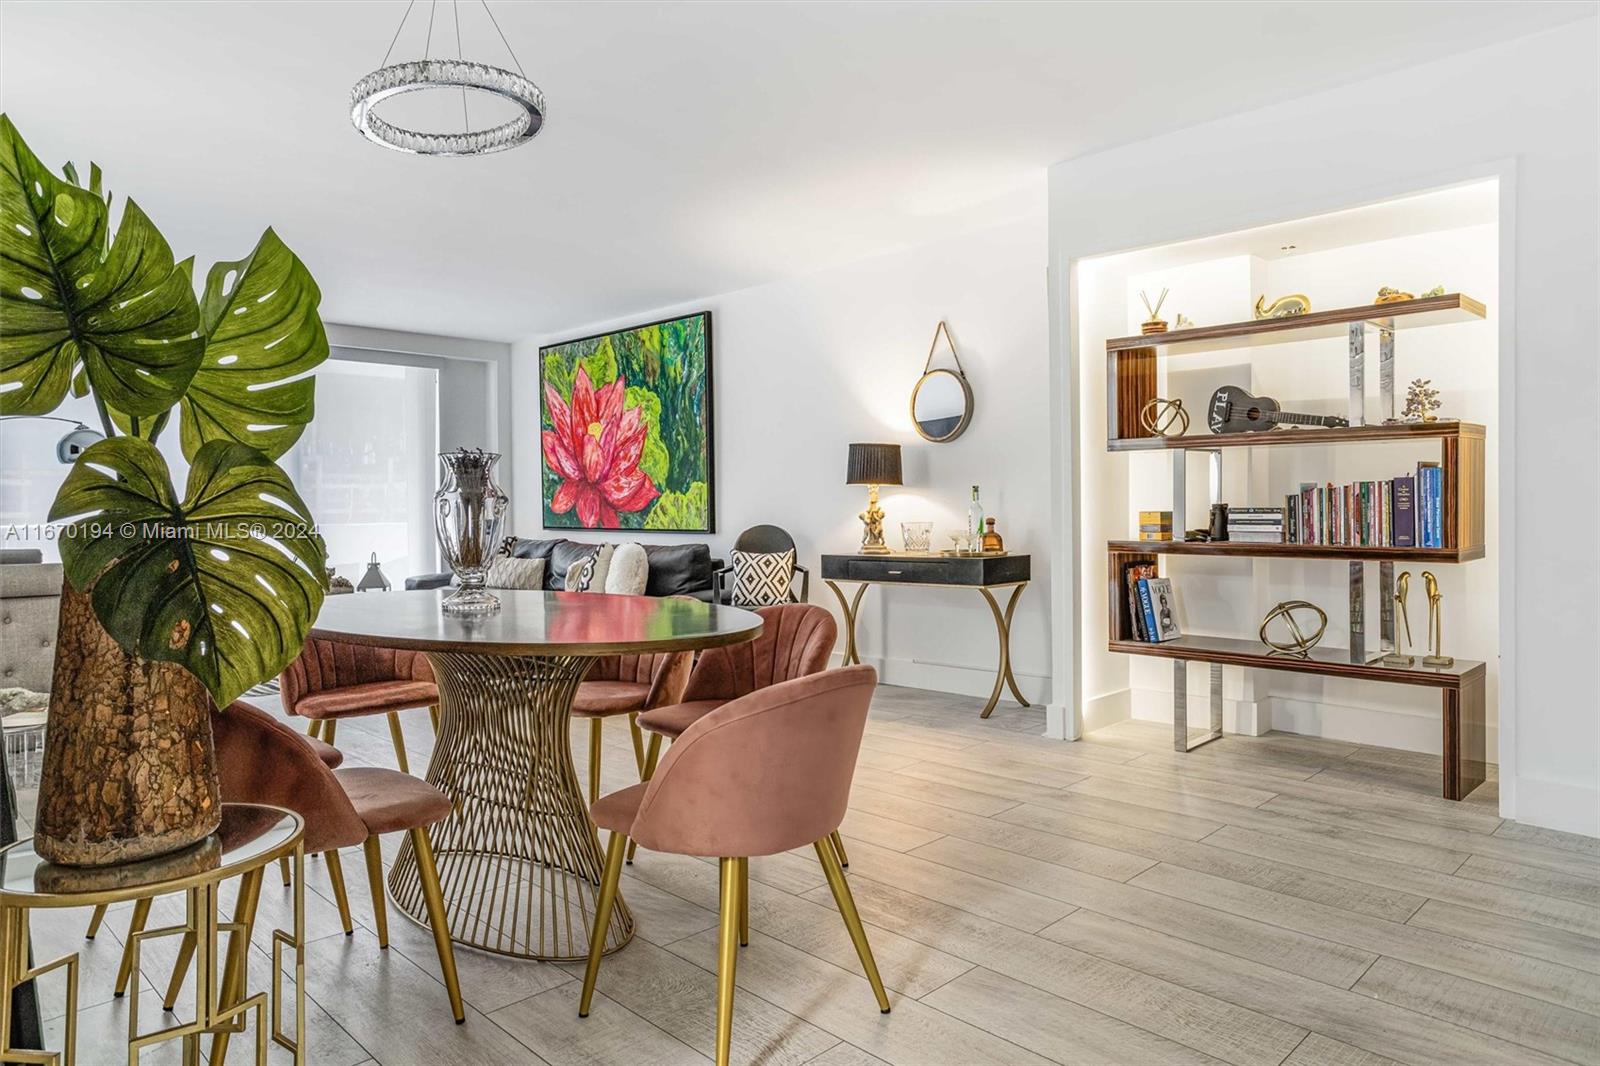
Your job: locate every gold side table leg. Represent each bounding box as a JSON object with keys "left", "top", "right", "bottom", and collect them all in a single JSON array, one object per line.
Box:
[
  {"left": 825, "top": 580, "right": 869, "bottom": 666},
  {"left": 977, "top": 584, "right": 1029, "bottom": 719},
  {"left": 0, "top": 905, "right": 76, "bottom": 1065}
]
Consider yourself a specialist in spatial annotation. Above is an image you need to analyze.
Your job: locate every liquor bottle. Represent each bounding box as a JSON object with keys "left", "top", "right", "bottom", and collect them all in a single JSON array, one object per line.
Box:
[
  {"left": 982, "top": 517, "right": 1004, "bottom": 552},
  {"left": 967, "top": 486, "right": 983, "bottom": 549}
]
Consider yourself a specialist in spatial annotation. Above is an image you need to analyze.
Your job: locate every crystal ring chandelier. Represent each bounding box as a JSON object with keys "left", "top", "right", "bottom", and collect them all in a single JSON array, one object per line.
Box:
[{"left": 351, "top": 1, "right": 545, "bottom": 157}]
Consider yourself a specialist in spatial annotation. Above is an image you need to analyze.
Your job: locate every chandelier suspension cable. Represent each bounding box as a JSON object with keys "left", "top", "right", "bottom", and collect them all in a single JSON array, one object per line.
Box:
[
  {"left": 454, "top": 0, "right": 470, "bottom": 133},
  {"left": 380, "top": 0, "right": 417, "bottom": 68},
  {"left": 480, "top": 0, "right": 526, "bottom": 76},
  {"left": 423, "top": 0, "right": 437, "bottom": 60}
]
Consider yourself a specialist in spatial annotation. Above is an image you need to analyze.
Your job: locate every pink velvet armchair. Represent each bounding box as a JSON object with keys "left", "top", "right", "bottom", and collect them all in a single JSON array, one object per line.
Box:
[
  {"left": 571, "top": 651, "right": 693, "bottom": 804},
  {"left": 280, "top": 636, "right": 439, "bottom": 773},
  {"left": 633, "top": 603, "right": 841, "bottom": 862}
]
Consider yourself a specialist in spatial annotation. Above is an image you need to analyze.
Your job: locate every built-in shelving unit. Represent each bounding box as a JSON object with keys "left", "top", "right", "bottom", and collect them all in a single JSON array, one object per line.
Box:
[{"left": 1103, "top": 294, "right": 1490, "bottom": 800}]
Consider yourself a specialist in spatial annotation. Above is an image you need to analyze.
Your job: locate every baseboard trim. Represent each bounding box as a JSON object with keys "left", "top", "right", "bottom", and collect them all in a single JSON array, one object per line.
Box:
[
  {"left": 830, "top": 651, "right": 1050, "bottom": 707},
  {"left": 1509, "top": 776, "right": 1600, "bottom": 838}
]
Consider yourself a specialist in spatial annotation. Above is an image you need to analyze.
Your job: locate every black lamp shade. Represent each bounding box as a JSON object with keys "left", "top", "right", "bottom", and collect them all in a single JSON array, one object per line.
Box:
[{"left": 846, "top": 442, "right": 902, "bottom": 486}]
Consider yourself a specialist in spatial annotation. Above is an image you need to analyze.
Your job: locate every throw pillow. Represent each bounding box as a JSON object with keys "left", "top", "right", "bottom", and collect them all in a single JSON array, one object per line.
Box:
[
  {"left": 564, "top": 544, "right": 615, "bottom": 592},
  {"left": 731, "top": 549, "right": 795, "bottom": 607},
  {"left": 605, "top": 543, "right": 650, "bottom": 595},
  {"left": 486, "top": 555, "right": 545, "bottom": 591}
]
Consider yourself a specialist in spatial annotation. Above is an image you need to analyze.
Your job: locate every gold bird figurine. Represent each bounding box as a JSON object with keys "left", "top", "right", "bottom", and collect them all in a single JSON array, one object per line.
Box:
[{"left": 1254, "top": 294, "right": 1311, "bottom": 319}]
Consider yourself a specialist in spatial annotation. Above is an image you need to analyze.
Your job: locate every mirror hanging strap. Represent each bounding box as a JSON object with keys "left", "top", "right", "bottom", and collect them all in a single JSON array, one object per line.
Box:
[{"left": 923, "top": 320, "right": 967, "bottom": 377}]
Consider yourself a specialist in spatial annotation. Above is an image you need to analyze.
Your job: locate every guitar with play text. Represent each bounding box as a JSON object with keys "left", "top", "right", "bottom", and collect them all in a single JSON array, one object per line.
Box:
[{"left": 1207, "top": 386, "right": 1350, "bottom": 434}]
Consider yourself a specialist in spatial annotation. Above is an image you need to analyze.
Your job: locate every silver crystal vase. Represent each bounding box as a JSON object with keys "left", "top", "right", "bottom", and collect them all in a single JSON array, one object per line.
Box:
[{"left": 434, "top": 448, "right": 509, "bottom": 614}]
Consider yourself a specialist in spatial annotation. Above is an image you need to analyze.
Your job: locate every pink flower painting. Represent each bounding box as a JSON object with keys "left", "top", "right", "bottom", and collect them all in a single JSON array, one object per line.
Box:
[{"left": 542, "top": 366, "right": 661, "bottom": 528}]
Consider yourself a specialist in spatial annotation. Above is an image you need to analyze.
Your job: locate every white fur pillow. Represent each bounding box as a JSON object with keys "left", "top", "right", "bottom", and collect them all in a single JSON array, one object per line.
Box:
[{"left": 605, "top": 543, "right": 649, "bottom": 595}]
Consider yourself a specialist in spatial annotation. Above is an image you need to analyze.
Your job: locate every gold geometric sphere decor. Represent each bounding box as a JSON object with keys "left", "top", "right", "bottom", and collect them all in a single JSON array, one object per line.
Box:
[
  {"left": 1258, "top": 600, "right": 1328, "bottom": 655},
  {"left": 1140, "top": 397, "right": 1190, "bottom": 438}
]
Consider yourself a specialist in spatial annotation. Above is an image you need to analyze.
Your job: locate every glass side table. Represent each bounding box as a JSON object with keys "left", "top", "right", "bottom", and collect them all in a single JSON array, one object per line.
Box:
[{"left": 0, "top": 802, "right": 306, "bottom": 1066}]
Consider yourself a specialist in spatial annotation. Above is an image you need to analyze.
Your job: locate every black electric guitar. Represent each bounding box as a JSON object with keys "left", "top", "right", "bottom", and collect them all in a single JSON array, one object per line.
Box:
[{"left": 1208, "top": 386, "right": 1349, "bottom": 434}]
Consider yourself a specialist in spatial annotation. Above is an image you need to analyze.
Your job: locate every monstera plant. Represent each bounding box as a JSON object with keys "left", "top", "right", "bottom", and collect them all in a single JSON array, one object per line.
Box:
[{"left": 0, "top": 115, "right": 328, "bottom": 865}]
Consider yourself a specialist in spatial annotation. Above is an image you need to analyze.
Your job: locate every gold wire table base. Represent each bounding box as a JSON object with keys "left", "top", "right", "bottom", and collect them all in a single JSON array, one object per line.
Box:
[
  {"left": 388, "top": 652, "right": 634, "bottom": 962},
  {"left": 0, "top": 821, "right": 305, "bottom": 1066}
]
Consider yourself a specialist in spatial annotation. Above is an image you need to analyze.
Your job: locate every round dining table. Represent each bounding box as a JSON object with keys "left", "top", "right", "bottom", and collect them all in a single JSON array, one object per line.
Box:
[{"left": 312, "top": 588, "right": 763, "bottom": 962}]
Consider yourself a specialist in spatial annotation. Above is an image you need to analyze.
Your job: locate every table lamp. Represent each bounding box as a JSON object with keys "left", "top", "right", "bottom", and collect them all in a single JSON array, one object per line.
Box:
[{"left": 846, "top": 443, "right": 902, "bottom": 554}]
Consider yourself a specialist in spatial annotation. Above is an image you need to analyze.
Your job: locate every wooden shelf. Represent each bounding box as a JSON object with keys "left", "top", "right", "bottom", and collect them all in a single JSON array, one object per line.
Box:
[
  {"left": 1107, "top": 420, "right": 1482, "bottom": 452},
  {"left": 1107, "top": 539, "right": 1485, "bottom": 564},
  {"left": 1106, "top": 293, "right": 1485, "bottom": 355},
  {"left": 1108, "top": 634, "right": 1483, "bottom": 689}
]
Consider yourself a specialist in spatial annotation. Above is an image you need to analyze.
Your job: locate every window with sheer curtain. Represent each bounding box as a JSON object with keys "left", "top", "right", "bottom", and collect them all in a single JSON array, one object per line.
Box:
[{"left": 1, "top": 358, "right": 440, "bottom": 583}]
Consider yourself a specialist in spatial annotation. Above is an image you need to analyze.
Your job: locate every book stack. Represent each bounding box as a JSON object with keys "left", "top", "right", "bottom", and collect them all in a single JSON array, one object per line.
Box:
[
  {"left": 1283, "top": 462, "right": 1445, "bottom": 548},
  {"left": 1226, "top": 507, "right": 1285, "bottom": 543},
  {"left": 1138, "top": 510, "right": 1173, "bottom": 542},
  {"left": 1120, "top": 561, "right": 1181, "bottom": 642}
]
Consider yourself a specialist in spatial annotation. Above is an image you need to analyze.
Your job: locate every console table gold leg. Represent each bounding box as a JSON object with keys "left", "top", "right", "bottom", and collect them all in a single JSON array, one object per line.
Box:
[
  {"left": 825, "top": 580, "right": 868, "bottom": 667},
  {"left": 977, "top": 585, "right": 1028, "bottom": 718}
]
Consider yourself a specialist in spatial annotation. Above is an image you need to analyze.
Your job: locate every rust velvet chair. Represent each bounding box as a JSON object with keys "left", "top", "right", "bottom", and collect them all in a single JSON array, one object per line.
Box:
[
  {"left": 280, "top": 635, "right": 439, "bottom": 774},
  {"left": 571, "top": 651, "right": 693, "bottom": 804},
  {"left": 633, "top": 603, "right": 840, "bottom": 862},
  {"left": 580, "top": 666, "right": 889, "bottom": 1066},
  {"left": 112, "top": 700, "right": 465, "bottom": 1059}
]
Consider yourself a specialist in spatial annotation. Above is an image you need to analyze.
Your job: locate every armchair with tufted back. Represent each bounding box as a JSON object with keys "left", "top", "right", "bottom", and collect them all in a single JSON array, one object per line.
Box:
[{"left": 280, "top": 637, "right": 439, "bottom": 773}]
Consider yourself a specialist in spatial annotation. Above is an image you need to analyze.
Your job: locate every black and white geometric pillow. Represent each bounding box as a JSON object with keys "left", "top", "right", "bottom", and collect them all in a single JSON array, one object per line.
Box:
[{"left": 731, "top": 549, "right": 795, "bottom": 607}]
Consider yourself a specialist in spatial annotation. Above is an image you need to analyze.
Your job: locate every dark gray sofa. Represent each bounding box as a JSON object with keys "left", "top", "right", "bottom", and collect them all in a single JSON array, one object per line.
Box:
[{"left": 406, "top": 537, "right": 724, "bottom": 603}]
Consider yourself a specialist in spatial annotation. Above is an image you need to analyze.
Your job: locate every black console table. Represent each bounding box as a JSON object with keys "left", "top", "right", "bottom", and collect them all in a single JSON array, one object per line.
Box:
[{"left": 820, "top": 553, "right": 1031, "bottom": 718}]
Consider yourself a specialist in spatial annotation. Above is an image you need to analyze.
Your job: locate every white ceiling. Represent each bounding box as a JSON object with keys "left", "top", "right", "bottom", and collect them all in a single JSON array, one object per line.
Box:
[{"left": 1, "top": 1, "right": 1587, "bottom": 342}]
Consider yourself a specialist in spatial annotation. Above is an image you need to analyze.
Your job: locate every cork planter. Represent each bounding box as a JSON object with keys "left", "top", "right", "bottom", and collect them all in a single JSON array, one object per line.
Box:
[{"left": 34, "top": 581, "right": 220, "bottom": 867}]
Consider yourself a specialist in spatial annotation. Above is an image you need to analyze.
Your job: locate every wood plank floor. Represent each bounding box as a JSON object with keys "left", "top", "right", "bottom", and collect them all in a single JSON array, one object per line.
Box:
[{"left": 22, "top": 686, "right": 1600, "bottom": 1065}]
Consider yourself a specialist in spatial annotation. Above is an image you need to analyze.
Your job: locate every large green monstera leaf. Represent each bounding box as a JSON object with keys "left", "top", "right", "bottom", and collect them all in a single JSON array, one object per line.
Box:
[
  {"left": 50, "top": 436, "right": 327, "bottom": 705},
  {"left": 180, "top": 228, "right": 328, "bottom": 460},
  {"left": 0, "top": 114, "right": 203, "bottom": 418}
]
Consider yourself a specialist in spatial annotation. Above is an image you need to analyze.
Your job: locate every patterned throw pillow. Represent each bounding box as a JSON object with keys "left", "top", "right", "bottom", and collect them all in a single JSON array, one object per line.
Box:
[
  {"left": 486, "top": 556, "right": 544, "bottom": 591},
  {"left": 730, "top": 549, "right": 795, "bottom": 607},
  {"left": 564, "top": 544, "right": 615, "bottom": 592}
]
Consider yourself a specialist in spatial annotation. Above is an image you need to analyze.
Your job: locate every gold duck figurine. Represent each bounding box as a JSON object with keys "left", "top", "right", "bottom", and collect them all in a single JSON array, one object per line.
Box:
[{"left": 1254, "top": 293, "right": 1310, "bottom": 319}]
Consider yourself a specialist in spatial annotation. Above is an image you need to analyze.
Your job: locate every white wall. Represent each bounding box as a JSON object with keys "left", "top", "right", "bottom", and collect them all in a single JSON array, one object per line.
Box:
[
  {"left": 512, "top": 205, "right": 1053, "bottom": 705},
  {"left": 1048, "top": 24, "right": 1599, "bottom": 835}
]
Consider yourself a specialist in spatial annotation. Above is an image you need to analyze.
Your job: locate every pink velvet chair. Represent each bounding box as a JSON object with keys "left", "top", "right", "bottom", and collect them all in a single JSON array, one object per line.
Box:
[
  {"left": 571, "top": 651, "right": 692, "bottom": 804},
  {"left": 633, "top": 603, "right": 841, "bottom": 862},
  {"left": 580, "top": 666, "right": 888, "bottom": 1066},
  {"left": 280, "top": 635, "right": 439, "bottom": 773},
  {"left": 111, "top": 700, "right": 465, "bottom": 1060}
]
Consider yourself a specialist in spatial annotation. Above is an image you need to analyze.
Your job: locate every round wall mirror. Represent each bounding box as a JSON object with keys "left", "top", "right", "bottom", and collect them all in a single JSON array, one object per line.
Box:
[{"left": 911, "top": 369, "right": 973, "bottom": 442}]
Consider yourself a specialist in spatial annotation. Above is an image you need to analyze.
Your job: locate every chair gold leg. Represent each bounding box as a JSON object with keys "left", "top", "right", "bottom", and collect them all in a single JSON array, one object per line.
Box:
[
  {"left": 279, "top": 854, "right": 292, "bottom": 887},
  {"left": 325, "top": 848, "right": 354, "bottom": 935},
  {"left": 411, "top": 826, "right": 465, "bottom": 1023},
  {"left": 162, "top": 930, "right": 195, "bottom": 1011},
  {"left": 85, "top": 903, "right": 107, "bottom": 940},
  {"left": 829, "top": 830, "right": 850, "bottom": 869},
  {"left": 114, "top": 897, "right": 152, "bottom": 997},
  {"left": 306, "top": 719, "right": 321, "bottom": 740},
  {"left": 715, "top": 857, "right": 741, "bottom": 1066},
  {"left": 387, "top": 711, "right": 411, "bottom": 774},
  {"left": 814, "top": 839, "right": 890, "bottom": 1013},
  {"left": 627, "top": 713, "right": 646, "bottom": 776},
  {"left": 323, "top": 719, "right": 338, "bottom": 745},
  {"left": 429, "top": 703, "right": 440, "bottom": 734},
  {"left": 210, "top": 866, "right": 264, "bottom": 1065},
  {"left": 578, "top": 831, "right": 627, "bottom": 1018},
  {"left": 626, "top": 733, "right": 664, "bottom": 864},
  {"left": 363, "top": 835, "right": 389, "bottom": 949},
  {"left": 737, "top": 857, "right": 749, "bottom": 947},
  {"left": 588, "top": 717, "right": 603, "bottom": 805}
]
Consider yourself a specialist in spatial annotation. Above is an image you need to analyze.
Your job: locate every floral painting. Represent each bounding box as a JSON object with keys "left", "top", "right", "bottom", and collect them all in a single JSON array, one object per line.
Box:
[{"left": 539, "top": 312, "right": 714, "bottom": 531}]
